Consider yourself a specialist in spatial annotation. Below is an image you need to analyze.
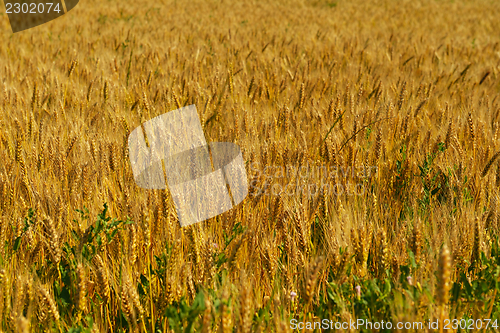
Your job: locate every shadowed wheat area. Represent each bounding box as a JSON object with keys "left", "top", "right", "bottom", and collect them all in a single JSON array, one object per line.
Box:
[{"left": 0, "top": 0, "right": 500, "bottom": 331}]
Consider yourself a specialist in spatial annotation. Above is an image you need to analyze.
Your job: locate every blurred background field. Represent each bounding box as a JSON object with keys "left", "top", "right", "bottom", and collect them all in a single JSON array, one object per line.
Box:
[{"left": 0, "top": 0, "right": 500, "bottom": 331}]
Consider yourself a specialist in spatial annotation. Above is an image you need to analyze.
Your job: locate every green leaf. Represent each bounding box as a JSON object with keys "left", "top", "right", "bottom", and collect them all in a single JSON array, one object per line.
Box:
[
  {"left": 408, "top": 250, "right": 417, "bottom": 268},
  {"left": 12, "top": 236, "right": 21, "bottom": 252}
]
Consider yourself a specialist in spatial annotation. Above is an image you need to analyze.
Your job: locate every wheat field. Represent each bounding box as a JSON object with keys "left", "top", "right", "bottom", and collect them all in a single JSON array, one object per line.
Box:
[{"left": 0, "top": 0, "right": 500, "bottom": 331}]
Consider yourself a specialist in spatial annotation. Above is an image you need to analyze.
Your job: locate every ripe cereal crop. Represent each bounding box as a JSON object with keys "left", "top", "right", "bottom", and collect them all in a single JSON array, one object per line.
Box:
[{"left": 0, "top": 0, "right": 500, "bottom": 331}]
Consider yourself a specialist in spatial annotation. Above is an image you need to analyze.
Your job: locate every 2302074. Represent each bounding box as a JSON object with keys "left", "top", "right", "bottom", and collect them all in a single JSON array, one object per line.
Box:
[{"left": 5, "top": 3, "right": 62, "bottom": 14}]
